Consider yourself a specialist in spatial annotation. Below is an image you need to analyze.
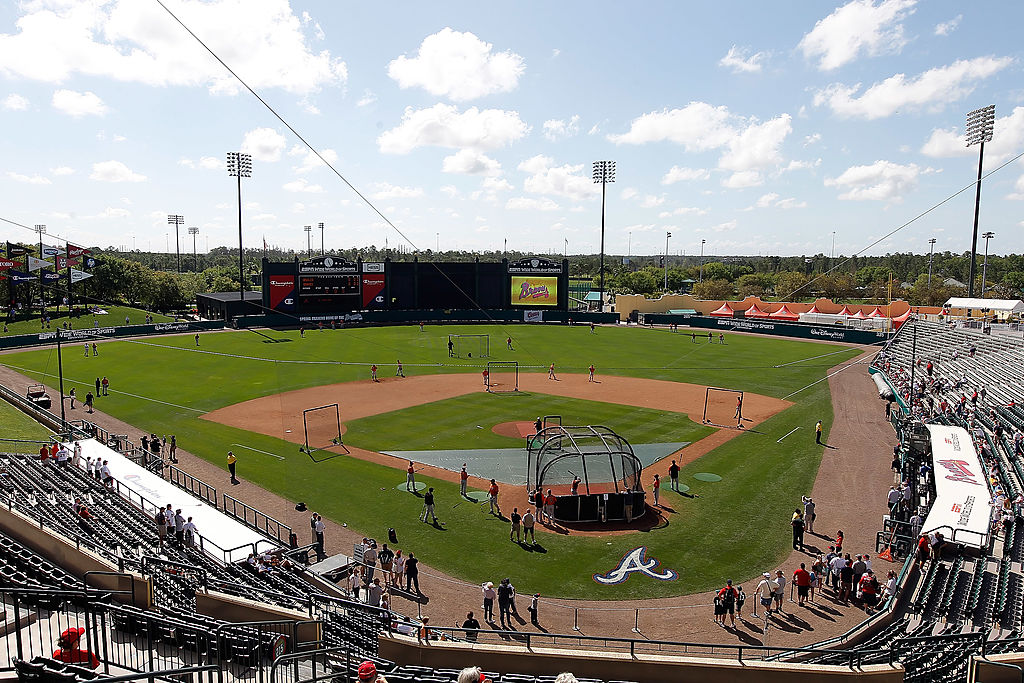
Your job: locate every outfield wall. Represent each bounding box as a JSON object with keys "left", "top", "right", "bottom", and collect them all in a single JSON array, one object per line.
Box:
[
  {"left": 234, "top": 309, "right": 619, "bottom": 328},
  {"left": 646, "top": 315, "right": 889, "bottom": 345},
  {"left": 0, "top": 320, "right": 225, "bottom": 349}
]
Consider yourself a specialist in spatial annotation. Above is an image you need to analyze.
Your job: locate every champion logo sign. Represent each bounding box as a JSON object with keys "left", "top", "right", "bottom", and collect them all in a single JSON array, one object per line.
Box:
[{"left": 592, "top": 546, "right": 678, "bottom": 585}]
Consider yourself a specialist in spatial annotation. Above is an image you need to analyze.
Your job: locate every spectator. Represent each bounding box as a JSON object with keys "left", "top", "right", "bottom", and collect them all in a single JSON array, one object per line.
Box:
[
  {"left": 883, "top": 570, "right": 898, "bottom": 600},
  {"left": 773, "top": 570, "right": 786, "bottom": 613},
  {"left": 52, "top": 627, "right": 100, "bottom": 669},
  {"left": 481, "top": 581, "right": 496, "bottom": 623},
  {"left": 368, "top": 578, "right": 384, "bottom": 607},
  {"left": 839, "top": 560, "right": 854, "bottom": 604},
  {"left": 554, "top": 673, "right": 579, "bottom": 683},
  {"left": 458, "top": 668, "right": 492, "bottom": 683},
  {"left": 349, "top": 566, "right": 363, "bottom": 601},
  {"left": 174, "top": 509, "right": 185, "bottom": 546},
  {"left": 405, "top": 552, "right": 420, "bottom": 594},
  {"left": 793, "top": 563, "right": 811, "bottom": 607},
  {"left": 183, "top": 517, "right": 197, "bottom": 547},
  {"left": 859, "top": 570, "right": 880, "bottom": 610},
  {"left": 497, "top": 577, "right": 514, "bottom": 628},
  {"left": 357, "top": 660, "right": 388, "bottom": 683},
  {"left": 791, "top": 509, "right": 805, "bottom": 551},
  {"left": 716, "top": 580, "right": 739, "bottom": 627},
  {"left": 754, "top": 572, "right": 773, "bottom": 618},
  {"left": 461, "top": 612, "right": 481, "bottom": 642}
]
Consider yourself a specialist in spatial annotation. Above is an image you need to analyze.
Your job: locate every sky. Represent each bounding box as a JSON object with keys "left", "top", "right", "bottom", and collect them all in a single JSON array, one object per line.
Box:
[{"left": 1, "top": 0, "right": 1023, "bottom": 259}]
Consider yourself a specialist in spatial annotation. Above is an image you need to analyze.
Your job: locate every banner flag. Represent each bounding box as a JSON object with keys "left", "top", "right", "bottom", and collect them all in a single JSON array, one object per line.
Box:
[
  {"left": 70, "top": 269, "right": 93, "bottom": 283},
  {"left": 27, "top": 255, "right": 52, "bottom": 272},
  {"left": 6, "top": 242, "right": 28, "bottom": 257},
  {"left": 9, "top": 270, "right": 34, "bottom": 283},
  {"left": 67, "top": 245, "right": 91, "bottom": 258},
  {"left": 0, "top": 258, "right": 16, "bottom": 270}
]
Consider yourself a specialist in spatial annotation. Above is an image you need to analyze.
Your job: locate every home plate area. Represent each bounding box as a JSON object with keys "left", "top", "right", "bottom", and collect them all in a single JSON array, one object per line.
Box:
[{"left": 383, "top": 442, "right": 691, "bottom": 487}]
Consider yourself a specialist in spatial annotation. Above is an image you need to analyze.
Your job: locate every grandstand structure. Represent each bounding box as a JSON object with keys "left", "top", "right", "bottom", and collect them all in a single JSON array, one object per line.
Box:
[{"left": 9, "top": 319, "right": 1024, "bottom": 681}]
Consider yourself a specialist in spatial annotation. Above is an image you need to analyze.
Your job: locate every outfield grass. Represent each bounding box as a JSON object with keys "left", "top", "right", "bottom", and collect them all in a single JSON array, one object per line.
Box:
[
  {"left": 0, "top": 324, "right": 861, "bottom": 599},
  {"left": 0, "top": 399, "right": 52, "bottom": 453},
  {"left": 2, "top": 306, "right": 173, "bottom": 336},
  {"left": 344, "top": 392, "right": 714, "bottom": 452}
]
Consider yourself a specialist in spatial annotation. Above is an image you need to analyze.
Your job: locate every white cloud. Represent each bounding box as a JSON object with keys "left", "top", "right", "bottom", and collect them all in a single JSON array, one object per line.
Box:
[
  {"left": 89, "top": 160, "right": 145, "bottom": 182},
  {"left": 282, "top": 178, "right": 324, "bottom": 193},
  {"left": 621, "top": 188, "right": 639, "bottom": 200},
  {"left": 505, "top": 197, "right": 559, "bottom": 211},
  {"left": 371, "top": 182, "right": 424, "bottom": 199},
  {"left": 519, "top": 155, "right": 597, "bottom": 201},
  {"left": 98, "top": 206, "right": 130, "bottom": 218},
  {"left": 661, "top": 166, "right": 710, "bottom": 184},
  {"left": 542, "top": 115, "right": 580, "bottom": 141},
  {"left": 241, "top": 127, "right": 288, "bottom": 162},
  {"left": 639, "top": 194, "right": 666, "bottom": 208},
  {"left": 711, "top": 220, "right": 738, "bottom": 232},
  {"left": 471, "top": 176, "right": 514, "bottom": 202},
  {"left": 783, "top": 159, "right": 821, "bottom": 172},
  {"left": 440, "top": 185, "right": 460, "bottom": 198},
  {"left": 608, "top": 102, "right": 735, "bottom": 149},
  {"left": 753, "top": 192, "right": 780, "bottom": 208},
  {"left": 291, "top": 147, "right": 338, "bottom": 174},
  {"left": 814, "top": 57, "right": 1012, "bottom": 119},
  {"left": 378, "top": 104, "right": 528, "bottom": 154},
  {"left": 746, "top": 193, "right": 807, "bottom": 210},
  {"left": 719, "top": 45, "right": 766, "bottom": 73},
  {"left": 291, "top": 202, "right": 305, "bottom": 213},
  {"left": 7, "top": 171, "right": 51, "bottom": 185},
  {"left": 824, "top": 160, "right": 928, "bottom": 201},
  {"left": 804, "top": 133, "right": 822, "bottom": 146},
  {"left": 935, "top": 15, "right": 962, "bottom": 36},
  {"left": 387, "top": 28, "right": 524, "bottom": 101},
  {"left": 551, "top": 48, "right": 560, "bottom": 58},
  {"left": 722, "top": 170, "right": 764, "bottom": 188},
  {"left": 0, "top": 0, "right": 347, "bottom": 95},
  {"left": 1006, "top": 174, "right": 1024, "bottom": 201},
  {"left": 50, "top": 166, "right": 75, "bottom": 176},
  {"left": 3, "top": 93, "right": 28, "bottom": 110},
  {"left": 356, "top": 90, "right": 377, "bottom": 107},
  {"left": 179, "top": 156, "right": 224, "bottom": 170},
  {"left": 921, "top": 106, "right": 1024, "bottom": 163},
  {"left": 798, "top": 0, "right": 917, "bottom": 71},
  {"left": 52, "top": 89, "right": 107, "bottom": 117},
  {"left": 775, "top": 197, "right": 807, "bottom": 209},
  {"left": 441, "top": 149, "right": 502, "bottom": 176},
  {"left": 719, "top": 114, "right": 792, "bottom": 173},
  {"left": 658, "top": 207, "right": 708, "bottom": 217}
]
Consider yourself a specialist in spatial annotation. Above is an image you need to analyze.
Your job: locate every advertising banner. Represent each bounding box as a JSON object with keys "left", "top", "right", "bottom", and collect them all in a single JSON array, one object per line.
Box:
[
  {"left": 524, "top": 310, "right": 543, "bottom": 323},
  {"left": 511, "top": 276, "right": 558, "bottom": 307},
  {"left": 70, "top": 269, "right": 92, "bottom": 283},
  {"left": 5, "top": 242, "right": 28, "bottom": 257},
  {"left": 0, "top": 258, "right": 16, "bottom": 270},
  {"left": 9, "top": 270, "right": 33, "bottom": 283},
  {"left": 361, "top": 273, "right": 386, "bottom": 308},
  {"left": 921, "top": 424, "right": 992, "bottom": 548},
  {"left": 268, "top": 275, "right": 297, "bottom": 312},
  {"left": 27, "top": 255, "right": 52, "bottom": 272},
  {"left": 67, "top": 245, "right": 91, "bottom": 258},
  {"left": 41, "top": 270, "right": 61, "bottom": 282}
]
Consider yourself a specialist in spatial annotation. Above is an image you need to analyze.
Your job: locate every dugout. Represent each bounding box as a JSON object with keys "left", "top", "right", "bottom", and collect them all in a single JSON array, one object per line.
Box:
[
  {"left": 526, "top": 425, "right": 645, "bottom": 524},
  {"left": 196, "top": 291, "right": 262, "bottom": 322}
]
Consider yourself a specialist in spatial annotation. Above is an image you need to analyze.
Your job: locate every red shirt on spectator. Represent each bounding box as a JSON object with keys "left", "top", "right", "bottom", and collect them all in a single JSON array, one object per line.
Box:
[{"left": 793, "top": 568, "right": 812, "bottom": 587}]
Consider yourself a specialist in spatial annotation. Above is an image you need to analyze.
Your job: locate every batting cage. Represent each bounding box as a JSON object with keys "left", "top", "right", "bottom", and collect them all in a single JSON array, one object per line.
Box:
[
  {"left": 449, "top": 333, "right": 489, "bottom": 359},
  {"left": 486, "top": 360, "right": 519, "bottom": 393},
  {"left": 301, "top": 403, "right": 348, "bottom": 456},
  {"left": 526, "top": 425, "right": 645, "bottom": 523},
  {"left": 703, "top": 387, "right": 745, "bottom": 429}
]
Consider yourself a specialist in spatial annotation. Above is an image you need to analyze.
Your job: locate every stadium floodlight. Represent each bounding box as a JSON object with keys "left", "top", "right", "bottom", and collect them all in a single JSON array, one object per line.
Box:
[
  {"left": 304, "top": 225, "right": 312, "bottom": 258},
  {"left": 226, "top": 152, "right": 252, "bottom": 302},
  {"left": 167, "top": 214, "right": 184, "bottom": 273},
  {"left": 965, "top": 104, "right": 995, "bottom": 299},
  {"left": 664, "top": 231, "right": 672, "bottom": 291},
  {"left": 318, "top": 221, "right": 325, "bottom": 255},
  {"left": 928, "top": 238, "right": 937, "bottom": 285},
  {"left": 34, "top": 224, "right": 46, "bottom": 317},
  {"left": 699, "top": 239, "right": 706, "bottom": 283},
  {"left": 592, "top": 160, "right": 616, "bottom": 309},
  {"left": 982, "top": 231, "right": 995, "bottom": 296},
  {"left": 188, "top": 227, "right": 200, "bottom": 271}
]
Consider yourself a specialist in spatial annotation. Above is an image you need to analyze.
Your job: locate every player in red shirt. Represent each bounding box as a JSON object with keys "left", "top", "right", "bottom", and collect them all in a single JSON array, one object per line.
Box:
[
  {"left": 588, "top": 364, "right": 595, "bottom": 382},
  {"left": 488, "top": 479, "right": 501, "bottom": 516},
  {"left": 460, "top": 463, "right": 468, "bottom": 497},
  {"left": 716, "top": 580, "right": 739, "bottom": 627},
  {"left": 482, "top": 368, "right": 489, "bottom": 390},
  {"left": 370, "top": 364, "right": 378, "bottom": 382}
]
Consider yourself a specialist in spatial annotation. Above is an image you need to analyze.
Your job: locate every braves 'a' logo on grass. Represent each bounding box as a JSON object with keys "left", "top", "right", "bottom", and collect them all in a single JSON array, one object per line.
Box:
[{"left": 593, "top": 546, "right": 678, "bottom": 585}]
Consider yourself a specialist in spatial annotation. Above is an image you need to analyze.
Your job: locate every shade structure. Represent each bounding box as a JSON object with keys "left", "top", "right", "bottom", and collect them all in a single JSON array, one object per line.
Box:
[
  {"left": 744, "top": 303, "right": 770, "bottom": 318},
  {"left": 806, "top": 304, "right": 822, "bottom": 314},
  {"left": 769, "top": 304, "right": 799, "bottom": 320},
  {"left": 852, "top": 309, "right": 867, "bottom": 319},
  {"left": 891, "top": 310, "right": 911, "bottom": 328},
  {"left": 837, "top": 305, "right": 854, "bottom": 316},
  {"left": 867, "top": 306, "right": 886, "bottom": 318},
  {"left": 710, "top": 302, "right": 735, "bottom": 317}
]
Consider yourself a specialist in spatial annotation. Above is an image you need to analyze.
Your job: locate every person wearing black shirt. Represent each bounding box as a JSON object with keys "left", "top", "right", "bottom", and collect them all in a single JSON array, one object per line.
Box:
[
  {"left": 510, "top": 508, "right": 521, "bottom": 542},
  {"left": 462, "top": 612, "right": 481, "bottom": 641},
  {"left": 405, "top": 552, "right": 420, "bottom": 594},
  {"left": 497, "top": 578, "right": 513, "bottom": 628},
  {"left": 669, "top": 460, "right": 680, "bottom": 492},
  {"left": 420, "top": 488, "right": 437, "bottom": 524}
]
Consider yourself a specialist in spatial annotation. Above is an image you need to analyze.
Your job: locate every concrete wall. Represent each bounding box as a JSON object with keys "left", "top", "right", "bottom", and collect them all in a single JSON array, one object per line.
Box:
[
  {"left": 973, "top": 653, "right": 1024, "bottom": 682},
  {"left": 0, "top": 504, "right": 150, "bottom": 606},
  {"left": 196, "top": 590, "right": 320, "bottom": 644},
  {"left": 378, "top": 635, "right": 904, "bottom": 683}
]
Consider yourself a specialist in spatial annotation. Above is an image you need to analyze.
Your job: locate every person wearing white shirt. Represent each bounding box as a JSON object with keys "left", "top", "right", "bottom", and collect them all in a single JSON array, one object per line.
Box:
[
  {"left": 72, "top": 442, "right": 82, "bottom": 468},
  {"left": 182, "top": 518, "right": 197, "bottom": 546},
  {"left": 773, "top": 571, "right": 787, "bottom": 613},
  {"left": 887, "top": 486, "right": 900, "bottom": 509},
  {"left": 314, "top": 518, "right": 326, "bottom": 560},
  {"left": 753, "top": 573, "right": 773, "bottom": 618},
  {"left": 830, "top": 554, "right": 847, "bottom": 592}
]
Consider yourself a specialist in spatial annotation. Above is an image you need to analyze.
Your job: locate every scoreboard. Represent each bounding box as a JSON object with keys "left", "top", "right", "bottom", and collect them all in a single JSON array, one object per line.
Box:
[
  {"left": 299, "top": 273, "right": 359, "bottom": 296},
  {"left": 297, "top": 256, "right": 361, "bottom": 310}
]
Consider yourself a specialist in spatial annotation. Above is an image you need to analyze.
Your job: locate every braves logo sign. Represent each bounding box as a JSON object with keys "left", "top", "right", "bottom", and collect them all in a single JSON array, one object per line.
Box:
[{"left": 592, "top": 546, "right": 678, "bottom": 585}]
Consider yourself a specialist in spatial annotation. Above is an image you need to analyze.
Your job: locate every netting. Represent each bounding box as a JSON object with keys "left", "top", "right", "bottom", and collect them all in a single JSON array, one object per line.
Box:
[
  {"left": 527, "top": 425, "right": 641, "bottom": 494},
  {"left": 302, "top": 403, "right": 343, "bottom": 454},
  {"left": 703, "top": 387, "right": 745, "bottom": 428},
  {"left": 449, "top": 334, "right": 489, "bottom": 359},
  {"left": 486, "top": 361, "right": 519, "bottom": 393}
]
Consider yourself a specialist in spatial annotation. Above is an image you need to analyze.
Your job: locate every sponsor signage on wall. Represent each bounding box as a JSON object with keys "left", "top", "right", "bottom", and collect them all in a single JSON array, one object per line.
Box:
[
  {"left": 508, "top": 257, "right": 563, "bottom": 274},
  {"left": 921, "top": 424, "right": 992, "bottom": 548},
  {"left": 268, "top": 275, "right": 297, "bottom": 312},
  {"left": 511, "top": 276, "right": 558, "bottom": 306},
  {"left": 361, "top": 274, "right": 386, "bottom": 308}
]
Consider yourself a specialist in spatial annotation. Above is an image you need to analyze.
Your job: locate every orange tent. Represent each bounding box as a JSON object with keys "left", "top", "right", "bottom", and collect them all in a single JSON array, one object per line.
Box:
[
  {"left": 710, "top": 302, "right": 735, "bottom": 317},
  {"left": 744, "top": 303, "right": 770, "bottom": 318},
  {"left": 769, "top": 305, "right": 799, "bottom": 320}
]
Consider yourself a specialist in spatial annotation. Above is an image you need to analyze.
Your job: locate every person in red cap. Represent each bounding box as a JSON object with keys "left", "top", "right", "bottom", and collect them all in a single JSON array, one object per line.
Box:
[
  {"left": 53, "top": 627, "right": 100, "bottom": 669},
  {"left": 357, "top": 660, "right": 388, "bottom": 683}
]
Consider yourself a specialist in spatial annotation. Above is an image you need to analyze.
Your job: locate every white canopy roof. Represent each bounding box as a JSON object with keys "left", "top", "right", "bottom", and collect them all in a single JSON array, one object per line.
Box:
[{"left": 944, "top": 297, "right": 1024, "bottom": 313}]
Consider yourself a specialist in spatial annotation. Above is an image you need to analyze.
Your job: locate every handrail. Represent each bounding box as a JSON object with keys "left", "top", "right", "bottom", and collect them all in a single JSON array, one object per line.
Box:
[
  {"left": 269, "top": 646, "right": 353, "bottom": 683},
  {"left": 83, "top": 664, "right": 220, "bottom": 683},
  {"left": 222, "top": 493, "right": 291, "bottom": 545},
  {"left": 167, "top": 464, "right": 218, "bottom": 506}
]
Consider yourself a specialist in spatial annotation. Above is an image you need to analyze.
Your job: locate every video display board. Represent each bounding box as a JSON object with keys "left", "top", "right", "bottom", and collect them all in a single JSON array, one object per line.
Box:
[
  {"left": 510, "top": 276, "right": 559, "bottom": 306},
  {"left": 298, "top": 256, "right": 360, "bottom": 310}
]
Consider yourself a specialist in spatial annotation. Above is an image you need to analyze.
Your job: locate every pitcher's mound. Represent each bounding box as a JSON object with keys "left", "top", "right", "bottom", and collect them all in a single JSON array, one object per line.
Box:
[{"left": 492, "top": 421, "right": 537, "bottom": 438}]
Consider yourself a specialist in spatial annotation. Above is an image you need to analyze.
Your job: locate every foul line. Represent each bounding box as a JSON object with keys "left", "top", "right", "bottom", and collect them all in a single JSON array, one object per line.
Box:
[
  {"left": 777, "top": 427, "right": 801, "bottom": 443},
  {"left": 231, "top": 443, "right": 286, "bottom": 460}
]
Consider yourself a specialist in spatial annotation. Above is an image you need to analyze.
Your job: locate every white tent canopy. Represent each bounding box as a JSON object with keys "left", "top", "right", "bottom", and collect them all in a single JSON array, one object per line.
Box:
[{"left": 944, "top": 297, "right": 1024, "bottom": 314}]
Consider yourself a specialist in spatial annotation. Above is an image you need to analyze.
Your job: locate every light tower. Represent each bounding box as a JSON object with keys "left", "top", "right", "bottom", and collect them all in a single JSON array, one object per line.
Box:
[
  {"left": 592, "top": 160, "right": 616, "bottom": 308},
  {"left": 226, "top": 152, "right": 253, "bottom": 301},
  {"left": 167, "top": 214, "right": 184, "bottom": 273},
  {"left": 965, "top": 104, "right": 995, "bottom": 298},
  {"left": 188, "top": 227, "right": 200, "bottom": 271}
]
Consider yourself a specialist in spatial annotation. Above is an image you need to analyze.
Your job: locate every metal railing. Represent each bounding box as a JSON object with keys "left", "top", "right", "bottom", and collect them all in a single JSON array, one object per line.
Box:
[
  {"left": 417, "top": 625, "right": 891, "bottom": 667},
  {"left": 222, "top": 494, "right": 292, "bottom": 545},
  {"left": 168, "top": 464, "right": 218, "bottom": 506}
]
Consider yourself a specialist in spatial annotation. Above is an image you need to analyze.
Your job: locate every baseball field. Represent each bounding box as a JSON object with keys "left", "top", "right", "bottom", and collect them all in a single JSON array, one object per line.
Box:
[{"left": 0, "top": 323, "right": 861, "bottom": 599}]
